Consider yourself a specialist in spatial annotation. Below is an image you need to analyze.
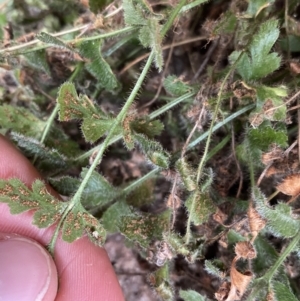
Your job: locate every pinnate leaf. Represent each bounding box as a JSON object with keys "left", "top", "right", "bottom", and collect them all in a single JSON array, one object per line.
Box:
[
  {"left": 0, "top": 179, "right": 66, "bottom": 223},
  {"left": 230, "top": 19, "right": 280, "bottom": 80}
]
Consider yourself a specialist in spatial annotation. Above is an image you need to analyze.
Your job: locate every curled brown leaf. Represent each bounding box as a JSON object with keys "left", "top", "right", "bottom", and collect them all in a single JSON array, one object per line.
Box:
[{"left": 235, "top": 241, "right": 256, "bottom": 260}]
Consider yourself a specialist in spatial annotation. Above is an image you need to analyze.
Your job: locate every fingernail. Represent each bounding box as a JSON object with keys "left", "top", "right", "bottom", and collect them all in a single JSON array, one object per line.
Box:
[{"left": 0, "top": 234, "right": 58, "bottom": 301}]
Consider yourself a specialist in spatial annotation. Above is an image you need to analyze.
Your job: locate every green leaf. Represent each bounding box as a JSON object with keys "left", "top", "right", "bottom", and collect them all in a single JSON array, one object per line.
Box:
[
  {"left": 62, "top": 204, "right": 106, "bottom": 244},
  {"left": 25, "top": 50, "right": 51, "bottom": 75},
  {"left": 252, "top": 234, "right": 278, "bottom": 275},
  {"left": 180, "top": 290, "right": 206, "bottom": 301},
  {"left": 139, "top": 19, "right": 163, "bottom": 71},
  {"left": 163, "top": 75, "right": 191, "bottom": 96},
  {"left": 247, "top": 123, "right": 287, "bottom": 151},
  {"left": 272, "top": 280, "right": 298, "bottom": 301},
  {"left": 131, "top": 117, "right": 164, "bottom": 139},
  {"left": 163, "top": 232, "right": 190, "bottom": 257},
  {"left": 80, "top": 168, "right": 120, "bottom": 208},
  {"left": 36, "top": 32, "right": 75, "bottom": 52},
  {"left": 134, "top": 134, "right": 170, "bottom": 168},
  {"left": 0, "top": 179, "right": 66, "bottom": 224},
  {"left": 57, "top": 82, "right": 99, "bottom": 121},
  {"left": 119, "top": 210, "right": 171, "bottom": 248},
  {"left": 230, "top": 19, "right": 280, "bottom": 80},
  {"left": 252, "top": 187, "right": 300, "bottom": 238},
  {"left": 102, "top": 200, "right": 131, "bottom": 232},
  {"left": 49, "top": 176, "right": 80, "bottom": 196},
  {"left": 185, "top": 190, "right": 215, "bottom": 226},
  {"left": 255, "top": 85, "right": 287, "bottom": 122},
  {"left": 204, "top": 260, "right": 225, "bottom": 279},
  {"left": 0, "top": 104, "right": 45, "bottom": 138},
  {"left": 175, "top": 158, "right": 197, "bottom": 191},
  {"left": 11, "top": 133, "right": 69, "bottom": 175},
  {"left": 123, "top": 0, "right": 148, "bottom": 26},
  {"left": 126, "top": 179, "right": 154, "bottom": 207},
  {"left": 81, "top": 117, "right": 115, "bottom": 143},
  {"left": 79, "top": 40, "right": 118, "bottom": 90},
  {"left": 149, "top": 265, "right": 174, "bottom": 301}
]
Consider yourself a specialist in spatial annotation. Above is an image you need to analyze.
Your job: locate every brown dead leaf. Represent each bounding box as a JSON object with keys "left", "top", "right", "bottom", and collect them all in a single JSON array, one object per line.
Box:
[
  {"left": 213, "top": 208, "right": 228, "bottom": 225},
  {"left": 225, "top": 258, "right": 252, "bottom": 301},
  {"left": 276, "top": 174, "right": 300, "bottom": 196},
  {"left": 248, "top": 203, "right": 266, "bottom": 241},
  {"left": 235, "top": 241, "right": 256, "bottom": 260}
]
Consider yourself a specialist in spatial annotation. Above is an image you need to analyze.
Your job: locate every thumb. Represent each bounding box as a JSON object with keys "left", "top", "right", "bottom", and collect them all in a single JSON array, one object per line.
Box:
[{"left": 0, "top": 233, "right": 57, "bottom": 301}]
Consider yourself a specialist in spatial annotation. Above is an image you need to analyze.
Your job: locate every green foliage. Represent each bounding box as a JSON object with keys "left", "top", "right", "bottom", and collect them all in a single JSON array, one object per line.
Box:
[
  {"left": 180, "top": 290, "right": 206, "bottom": 301},
  {"left": 164, "top": 75, "right": 192, "bottom": 97},
  {"left": 36, "top": 32, "right": 75, "bottom": 52},
  {"left": 79, "top": 40, "right": 118, "bottom": 90},
  {"left": 0, "top": 104, "right": 45, "bottom": 137},
  {"left": 119, "top": 210, "right": 171, "bottom": 248},
  {"left": 272, "top": 281, "right": 298, "bottom": 301},
  {"left": 57, "top": 82, "right": 118, "bottom": 142},
  {"left": 2, "top": 0, "right": 300, "bottom": 299},
  {"left": 176, "top": 158, "right": 197, "bottom": 191},
  {"left": 185, "top": 190, "right": 215, "bottom": 226},
  {"left": 204, "top": 260, "right": 225, "bottom": 279},
  {"left": 252, "top": 187, "right": 300, "bottom": 238},
  {"left": 11, "top": 133, "right": 69, "bottom": 175},
  {"left": 25, "top": 50, "right": 51, "bottom": 75},
  {"left": 230, "top": 19, "right": 280, "bottom": 80},
  {"left": 134, "top": 133, "right": 170, "bottom": 168},
  {"left": 123, "top": 0, "right": 164, "bottom": 70},
  {"left": 61, "top": 203, "right": 106, "bottom": 244}
]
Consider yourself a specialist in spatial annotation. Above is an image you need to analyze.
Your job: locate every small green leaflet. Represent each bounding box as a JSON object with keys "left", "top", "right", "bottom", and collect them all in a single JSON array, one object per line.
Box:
[
  {"left": 164, "top": 75, "right": 192, "bottom": 96},
  {"left": 180, "top": 290, "right": 206, "bottom": 301},
  {"left": 229, "top": 19, "right": 280, "bottom": 80},
  {"left": 246, "top": 0, "right": 275, "bottom": 17},
  {"left": 79, "top": 40, "right": 118, "bottom": 90},
  {"left": 36, "top": 32, "right": 75, "bottom": 52}
]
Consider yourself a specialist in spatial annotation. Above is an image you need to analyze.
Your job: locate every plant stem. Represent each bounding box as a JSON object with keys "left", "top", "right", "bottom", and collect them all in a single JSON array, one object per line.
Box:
[
  {"left": 2, "top": 26, "right": 134, "bottom": 56},
  {"left": 263, "top": 231, "right": 300, "bottom": 282}
]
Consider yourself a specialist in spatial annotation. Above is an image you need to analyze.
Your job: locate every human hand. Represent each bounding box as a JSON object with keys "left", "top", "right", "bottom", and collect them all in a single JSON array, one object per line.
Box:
[{"left": 0, "top": 134, "right": 125, "bottom": 301}]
